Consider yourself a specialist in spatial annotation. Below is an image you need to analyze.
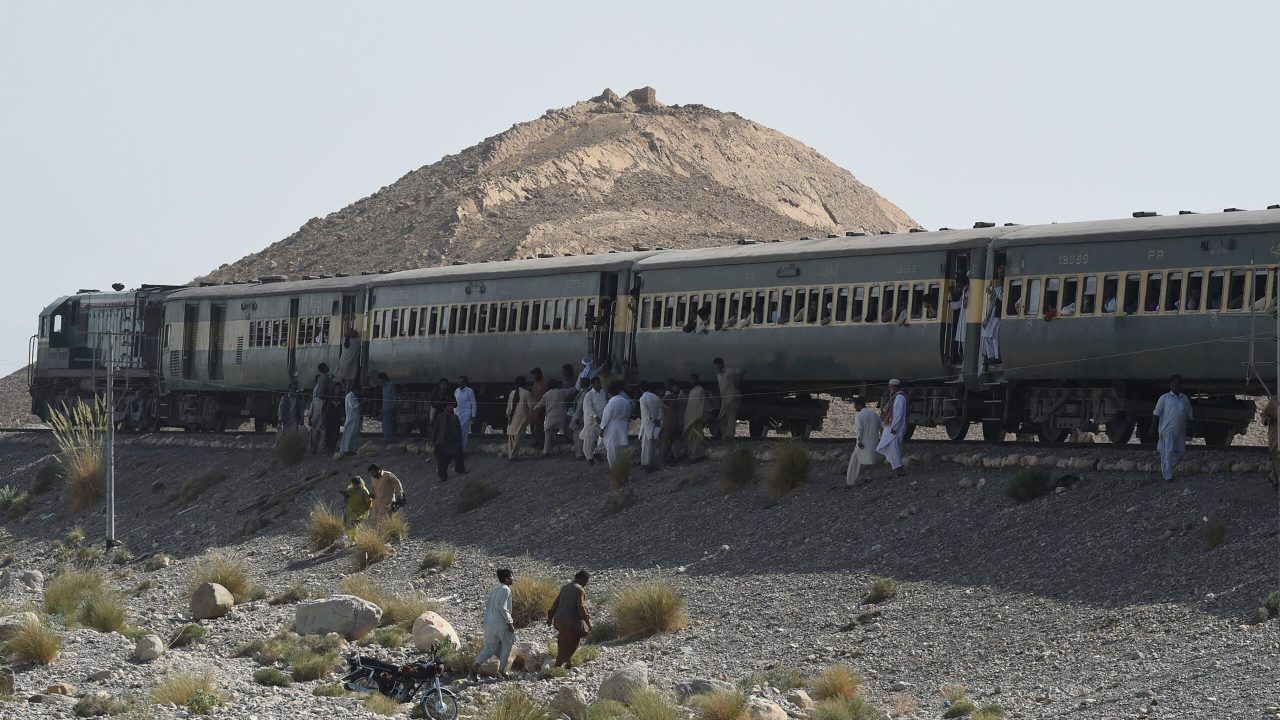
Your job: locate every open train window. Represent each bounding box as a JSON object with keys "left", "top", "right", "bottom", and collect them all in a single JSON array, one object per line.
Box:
[
  {"left": 739, "top": 293, "right": 754, "bottom": 325},
  {"left": 497, "top": 304, "right": 510, "bottom": 333},
  {"left": 1122, "top": 274, "right": 1141, "bottom": 314},
  {"left": 712, "top": 292, "right": 726, "bottom": 328},
  {"left": 879, "top": 285, "right": 895, "bottom": 322},
  {"left": 1143, "top": 273, "right": 1162, "bottom": 313},
  {"left": 531, "top": 301, "right": 544, "bottom": 331},
  {"left": 475, "top": 305, "right": 487, "bottom": 334},
  {"left": 1165, "top": 273, "right": 1183, "bottom": 312},
  {"left": 672, "top": 296, "right": 686, "bottom": 328},
  {"left": 1006, "top": 279, "right": 1023, "bottom": 317},
  {"left": 820, "top": 287, "right": 834, "bottom": 324},
  {"left": 639, "top": 298, "right": 651, "bottom": 329},
  {"left": 649, "top": 297, "right": 663, "bottom": 328},
  {"left": 766, "top": 290, "right": 779, "bottom": 323},
  {"left": 1026, "top": 278, "right": 1042, "bottom": 316},
  {"left": 280, "top": 320, "right": 289, "bottom": 346},
  {"left": 489, "top": 303, "right": 500, "bottom": 332},
  {"left": 925, "top": 283, "right": 940, "bottom": 319},
  {"left": 663, "top": 296, "right": 676, "bottom": 328},
  {"left": 1206, "top": 271, "right": 1225, "bottom": 310},
  {"left": 514, "top": 302, "right": 527, "bottom": 332},
  {"left": 1060, "top": 277, "right": 1078, "bottom": 315},
  {"left": 753, "top": 292, "right": 766, "bottom": 324},
  {"left": 836, "top": 287, "right": 849, "bottom": 322},
  {"left": 727, "top": 292, "right": 741, "bottom": 325},
  {"left": 372, "top": 313, "right": 382, "bottom": 339},
  {"left": 1080, "top": 276, "right": 1097, "bottom": 315},
  {"left": 910, "top": 284, "right": 925, "bottom": 320},
  {"left": 390, "top": 309, "right": 400, "bottom": 337},
  {"left": 1253, "top": 270, "right": 1272, "bottom": 311},
  {"left": 406, "top": 308, "right": 417, "bottom": 336},
  {"left": 790, "top": 289, "right": 806, "bottom": 323},
  {"left": 1044, "top": 278, "right": 1060, "bottom": 314},
  {"left": 1227, "top": 270, "right": 1246, "bottom": 310},
  {"left": 851, "top": 286, "right": 865, "bottom": 322},
  {"left": 865, "top": 285, "right": 880, "bottom": 323},
  {"left": 1100, "top": 276, "right": 1117, "bottom": 313},
  {"left": 779, "top": 289, "right": 793, "bottom": 324},
  {"left": 1184, "top": 272, "right": 1203, "bottom": 311}
]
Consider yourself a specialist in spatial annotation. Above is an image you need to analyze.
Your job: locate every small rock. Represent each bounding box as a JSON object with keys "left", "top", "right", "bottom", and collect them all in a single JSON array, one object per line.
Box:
[
  {"left": 599, "top": 663, "right": 649, "bottom": 703},
  {"left": 44, "top": 683, "right": 75, "bottom": 695},
  {"left": 190, "top": 582, "right": 234, "bottom": 620},
  {"left": 87, "top": 669, "right": 113, "bottom": 682},
  {"left": 889, "top": 681, "right": 911, "bottom": 692},
  {"left": 747, "top": 698, "right": 788, "bottom": 720},
  {"left": 135, "top": 634, "right": 165, "bottom": 661},
  {"left": 976, "top": 477, "right": 987, "bottom": 489},
  {"left": 1054, "top": 485, "right": 1067, "bottom": 495},
  {"left": 0, "top": 612, "right": 41, "bottom": 642},
  {"left": 0, "top": 569, "right": 43, "bottom": 593},
  {"left": 550, "top": 685, "right": 588, "bottom": 718},
  {"left": 785, "top": 689, "right": 813, "bottom": 709}
]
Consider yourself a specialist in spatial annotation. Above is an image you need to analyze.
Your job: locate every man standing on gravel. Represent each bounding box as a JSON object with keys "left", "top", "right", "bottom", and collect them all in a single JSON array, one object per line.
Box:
[
  {"left": 684, "top": 374, "right": 708, "bottom": 462},
  {"left": 713, "top": 357, "right": 744, "bottom": 440},
  {"left": 580, "top": 376, "right": 607, "bottom": 465},
  {"left": 454, "top": 376, "right": 477, "bottom": 453},
  {"left": 846, "top": 396, "right": 881, "bottom": 486},
  {"left": 472, "top": 569, "right": 515, "bottom": 680},
  {"left": 339, "top": 383, "right": 361, "bottom": 456},
  {"left": 1151, "top": 374, "right": 1193, "bottom": 482},
  {"left": 309, "top": 363, "right": 334, "bottom": 455},
  {"left": 638, "top": 382, "right": 661, "bottom": 471},
  {"left": 547, "top": 570, "right": 592, "bottom": 668},
  {"left": 367, "top": 463, "right": 405, "bottom": 521},
  {"left": 599, "top": 380, "right": 631, "bottom": 469},
  {"left": 875, "top": 379, "right": 908, "bottom": 477},
  {"left": 431, "top": 402, "right": 467, "bottom": 481}
]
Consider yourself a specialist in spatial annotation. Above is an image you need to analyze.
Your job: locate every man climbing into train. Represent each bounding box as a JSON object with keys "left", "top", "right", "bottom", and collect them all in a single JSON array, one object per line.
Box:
[{"left": 1151, "top": 374, "right": 1193, "bottom": 482}]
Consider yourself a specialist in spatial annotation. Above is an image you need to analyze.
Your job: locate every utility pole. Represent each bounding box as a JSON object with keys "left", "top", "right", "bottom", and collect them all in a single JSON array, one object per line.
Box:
[{"left": 105, "top": 331, "right": 116, "bottom": 549}]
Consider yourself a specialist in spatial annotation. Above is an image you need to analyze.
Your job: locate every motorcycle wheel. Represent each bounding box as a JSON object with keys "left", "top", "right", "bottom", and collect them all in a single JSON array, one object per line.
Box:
[
  {"left": 343, "top": 671, "right": 379, "bottom": 694},
  {"left": 420, "top": 688, "right": 459, "bottom": 720}
]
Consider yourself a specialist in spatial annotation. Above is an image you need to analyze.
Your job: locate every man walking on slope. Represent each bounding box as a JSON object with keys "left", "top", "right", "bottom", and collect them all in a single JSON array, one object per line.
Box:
[
  {"left": 683, "top": 375, "right": 708, "bottom": 462},
  {"left": 713, "top": 357, "right": 744, "bottom": 440},
  {"left": 846, "top": 396, "right": 881, "bottom": 486},
  {"left": 472, "top": 569, "right": 515, "bottom": 680},
  {"left": 875, "top": 379, "right": 908, "bottom": 477},
  {"left": 454, "top": 376, "right": 477, "bottom": 453},
  {"left": 599, "top": 381, "right": 631, "bottom": 469},
  {"left": 546, "top": 570, "right": 592, "bottom": 669},
  {"left": 1151, "top": 374, "right": 1193, "bottom": 482},
  {"left": 638, "top": 382, "right": 661, "bottom": 471},
  {"left": 579, "top": 376, "right": 606, "bottom": 465}
]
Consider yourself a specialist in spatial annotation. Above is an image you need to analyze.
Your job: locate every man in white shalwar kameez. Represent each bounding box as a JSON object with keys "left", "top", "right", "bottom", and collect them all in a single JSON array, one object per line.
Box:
[
  {"left": 981, "top": 267, "right": 1004, "bottom": 366},
  {"left": 454, "top": 376, "right": 477, "bottom": 453},
  {"left": 579, "top": 377, "right": 606, "bottom": 465},
  {"left": 339, "top": 385, "right": 361, "bottom": 456},
  {"left": 638, "top": 383, "right": 661, "bottom": 470},
  {"left": 846, "top": 397, "right": 881, "bottom": 486},
  {"left": 598, "top": 381, "right": 631, "bottom": 469},
  {"left": 875, "top": 379, "right": 908, "bottom": 477},
  {"left": 1151, "top": 374, "right": 1193, "bottom": 481},
  {"left": 471, "top": 569, "right": 515, "bottom": 680}
]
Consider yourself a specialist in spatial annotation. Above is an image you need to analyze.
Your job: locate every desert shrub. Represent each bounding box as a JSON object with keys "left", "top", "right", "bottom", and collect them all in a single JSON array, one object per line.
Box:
[
  {"left": 1204, "top": 515, "right": 1226, "bottom": 549},
  {"left": 73, "top": 692, "right": 134, "bottom": 716},
  {"left": 275, "top": 431, "right": 307, "bottom": 465},
  {"left": 458, "top": 478, "right": 500, "bottom": 513},
  {"left": 132, "top": 579, "right": 154, "bottom": 595},
  {"left": 44, "top": 567, "right": 105, "bottom": 617},
  {"left": 110, "top": 547, "right": 133, "bottom": 565},
  {"left": 628, "top": 689, "right": 681, "bottom": 720},
  {"left": 75, "top": 546, "right": 104, "bottom": 566},
  {"left": 811, "top": 665, "right": 862, "bottom": 701},
  {"left": 720, "top": 446, "right": 755, "bottom": 494},
  {"left": 890, "top": 693, "right": 920, "bottom": 717},
  {"left": 0, "top": 485, "right": 17, "bottom": 514},
  {"left": 374, "top": 512, "right": 409, "bottom": 543},
  {"left": 269, "top": 581, "right": 314, "bottom": 605},
  {"left": 2, "top": 617, "right": 60, "bottom": 664},
  {"left": 865, "top": 577, "right": 899, "bottom": 604},
  {"left": 942, "top": 700, "right": 976, "bottom": 718},
  {"left": 810, "top": 696, "right": 881, "bottom": 720},
  {"left": 572, "top": 643, "right": 601, "bottom": 665},
  {"left": 313, "top": 683, "right": 348, "bottom": 697},
  {"left": 970, "top": 705, "right": 1005, "bottom": 720},
  {"left": 940, "top": 684, "right": 966, "bottom": 703},
  {"left": 1264, "top": 590, "right": 1280, "bottom": 617},
  {"left": 169, "top": 623, "right": 206, "bottom": 648},
  {"left": 49, "top": 398, "right": 107, "bottom": 513},
  {"left": 511, "top": 575, "right": 558, "bottom": 628},
  {"left": 144, "top": 554, "right": 171, "bottom": 571},
  {"left": 587, "top": 618, "right": 618, "bottom": 643},
  {"left": 767, "top": 442, "right": 809, "bottom": 499},
  {"left": 604, "top": 488, "right": 636, "bottom": 514},
  {"left": 33, "top": 463, "right": 65, "bottom": 494},
  {"left": 438, "top": 638, "right": 483, "bottom": 674},
  {"left": 78, "top": 587, "right": 128, "bottom": 633},
  {"left": 174, "top": 468, "right": 227, "bottom": 506},
  {"left": 692, "top": 689, "right": 749, "bottom": 720},
  {"left": 308, "top": 502, "right": 346, "bottom": 550},
  {"left": 739, "top": 666, "right": 806, "bottom": 691},
  {"left": 65, "top": 526, "right": 86, "bottom": 546},
  {"left": 150, "top": 672, "right": 217, "bottom": 710},
  {"left": 582, "top": 700, "right": 631, "bottom": 720},
  {"left": 339, "top": 574, "right": 439, "bottom": 629},
  {"left": 364, "top": 691, "right": 403, "bottom": 716},
  {"left": 5, "top": 491, "right": 31, "bottom": 519},
  {"left": 1006, "top": 467, "right": 1050, "bottom": 503},
  {"left": 361, "top": 626, "right": 407, "bottom": 648},
  {"left": 188, "top": 553, "right": 251, "bottom": 602},
  {"left": 609, "top": 451, "right": 633, "bottom": 488},
  {"left": 420, "top": 545, "right": 456, "bottom": 570},
  {"left": 185, "top": 693, "right": 221, "bottom": 715},
  {"left": 613, "top": 581, "right": 688, "bottom": 639},
  {"left": 253, "top": 667, "right": 292, "bottom": 687},
  {"left": 483, "top": 688, "right": 549, "bottom": 720},
  {"left": 289, "top": 648, "right": 341, "bottom": 681}
]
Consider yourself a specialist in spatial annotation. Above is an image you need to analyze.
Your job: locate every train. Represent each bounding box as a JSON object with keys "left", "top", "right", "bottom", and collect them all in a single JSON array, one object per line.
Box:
[{"left": 27, "top": 207, "right": 1280, "bottom": 445}]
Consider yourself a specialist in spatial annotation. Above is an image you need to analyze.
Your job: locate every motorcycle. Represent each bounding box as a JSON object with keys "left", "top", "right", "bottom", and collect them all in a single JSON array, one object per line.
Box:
[{"left": 341, "top": 647, "right": 458, "bottom": 720}]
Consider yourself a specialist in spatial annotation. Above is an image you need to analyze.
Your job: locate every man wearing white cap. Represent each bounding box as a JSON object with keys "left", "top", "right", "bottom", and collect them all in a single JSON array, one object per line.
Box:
[{"left": 875, "top": 379, "right": 909, "bottom": 477}]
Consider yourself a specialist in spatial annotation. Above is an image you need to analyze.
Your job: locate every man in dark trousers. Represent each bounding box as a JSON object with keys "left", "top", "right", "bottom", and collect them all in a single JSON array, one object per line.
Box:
[
  {"left": 430, "top": 401, "right": 467, "bottom": 482},
  {"left": 546, "top": 570, "right": 592, "bottom": 668}
]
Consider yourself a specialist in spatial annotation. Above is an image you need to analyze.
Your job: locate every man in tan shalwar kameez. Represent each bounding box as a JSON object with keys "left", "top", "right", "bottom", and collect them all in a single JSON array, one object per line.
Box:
[{"left": 368, "top": 464, "right": 405, "bottom": 522}]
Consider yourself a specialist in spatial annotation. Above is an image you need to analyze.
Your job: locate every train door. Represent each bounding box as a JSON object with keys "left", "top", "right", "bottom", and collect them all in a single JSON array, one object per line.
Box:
[
  {"left": 340, "top": 295, "right": 357, "bottom": 337},
  {"left": 942, "top": 252, "right": 971, "bottom": 369},
  {"left": 287, "top": 298, "right": 300, "bottom": 378},
  {"left": 589, "top": 272, "right": 620, "bottom": 368},
  {"left": 208, "top": 304, "right": 226, "bottom": 381},
  {"left": 181, "top": 304, "right": 198, "bottom": 379}
]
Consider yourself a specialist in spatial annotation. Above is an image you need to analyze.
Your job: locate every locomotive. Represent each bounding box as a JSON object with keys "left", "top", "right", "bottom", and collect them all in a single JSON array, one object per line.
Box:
[{"left": 28, "top": 207, "right": 1280, "bottom": 444}]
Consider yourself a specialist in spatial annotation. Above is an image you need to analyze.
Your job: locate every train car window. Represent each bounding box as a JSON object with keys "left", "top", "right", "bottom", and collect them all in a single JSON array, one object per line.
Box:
[
  {"left": 791, "top": 289, "right": 807, "bottom": 323},
  {"left": 925, "top": 283, "right": 940, "bottom": 320},
  {"left": 577, "top": 297, "right": 588, "bottom": 329},
  {"left": 740, "top": 293, "right": 755, "bottom": 325},
  {"left": 766, "top": 290, "right": 779, "bottom": 323},
  {"left": 1099, "top": 276, "right": 1117, "bottom": 313},
  {"left": 496, "top": 304, "right": 508, "bottom": 333},
  {"left": 1043, "top": 278, "right": 1060, "bottom": 315},
  {"left": 549, "top": 300, "right": 561, "bottom": 330},
  {"left": 279, "top": 320, "right": 288, "bottom": 346},
  {"left": 673, "top": 295, "right": 686, "bottom": 328},
  {"left": 405, "top": 309, "right": 417, "bottom": 336},
  {"left": 474, "top": 305, "right": 487, "bottom": 334},
  {"left": 1253, "top": 270, "right": 1272, "bottom": 311},
  {"left": 531, "top": 301, "right": 544, "bottom": 331},
  {"left": 1227, "top": 270, "right": 1246, "bottom": 310},
  {"left": 1026, "top": 278, "right": 1042, "bottom": 316},
  {"left": 820, "top": 287, "right": 834, "bottom": 324},
  {"left": 247, "top": 321, "right": 254, "bottom": 347},
  {"left": 515, "top": 302, "right": 527, "bottom": 332},
  {"left": 865, "top": 285, "right": 880, "bottom": 323},
  {"left": 910, "top": 284, "right": 925, "bottom": 320},
  {"left": 1005, "top": 280, "right": 1022, "bottom": 317},
  {"left": 1080, "top": 276, "right": 1098, "bottom": 315},
  {"left": 389, "top": 309, "right": 400, "bottom": 337},
  {"left": 851, "top": 286, "right": 865, "bottom": 322},
  {"left": 836, "top": 287, "right": 849, "bottom": 322},
  {"left": 878, "top": 285, "right": 894, "bottom": 323},
  {"left": 485, "top": 304, "right": 496, "bottom": 333},
  {"left": 896, "top": 284, "right": 909, "bottom": 323},
  {"left": 727, "top": 292, "right": 740, "bottom": 326},
  {"left": 1165, "top": 273, "right": 1183, "bottom": 312},
  {"left": 1205, "top": 271, "right": 1225, "bottom": 310},
  {"left": 467, "top": 305, "right": 479, "bottom": 333},
  {"left": 584, "top": 298, "right": 597, "bottom": 329},
  {"left": 639, "top": 298, "right": 651, "bottom": 329},
  {"left": 259, "top": 321, "right": 267, "bottom": 347},
  {"left": 1142, "top": 273, "right": 1162, "bottom": 313},
  {"left": 426, "top": 307, "right": 438, "bottom": 335},
  {"left": 1060, "top": 277, "right": 1078, "bottom": 315},
  {"left": 298, "top": 318, "right": 308, "bottom": 345},
  {"left": 713, "top": 293, "right": 727, "bottom": 328},
  {"left": 321, "top": 317, "right": 330, "bottom": 343},
  {"left": 778, "top": 289, "right": 793, "bottom": 324},
  {"left": 1184, "top": 272, "right": 1204, "bottom": 311},
  {"left": 660, "top": 296, "right": 673, "bottom": 328},
  {"left": 456, "top": 306, "right": 467, "bottom": 335},
  {"left": 1122, "top": 274, "right": 1141, "bottom": 314}
]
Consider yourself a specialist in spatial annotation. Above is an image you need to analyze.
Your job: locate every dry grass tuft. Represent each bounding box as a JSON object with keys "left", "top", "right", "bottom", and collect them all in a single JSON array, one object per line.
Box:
[
  {"left": 339, "top": 574, "right": 439, "bottom": 629},
  {"left": 811, "top": 665, "right": 862, "bottom": 701},
  {"left": 628, "top": 689, "right": 682, "bottom": 720},
  {"left": 150, "top": 672, "right": 217, "bottom": 709},
  {"left": 78, "top": 587, "right": 128, "bottom": 633},
  {"left": 692, "top": 689, "right": 749, "bottom": 720},
  {"left": 511, "top": 575, "right": 559, "bottom": 629},
  {"left": 810, "top": 697, "right": 881, "bottom": 720},
  {"left": 970, "top": 705, "right": 1005, "bottom": 720},
  {"left": 609, "top": 450, "right": 633, "bottom": 488},
  {"left": 351, "top": 527, "right": 390, "bottom": 569},
  {"left": 2, "top": 617, "right": 61, "bottom": 664},
  {"left": 44, "top": 567, "right": 105, "bottom": 617},
  {"left": 604, "top": 488, "right": 636, "bottom": 514},
  {"left": 720, "top": 446, "right": 755, "bottom": 493},
  {"left": 458, "top": 478, "right": 500, "bottom": 513},
  {"left": 420, "top": 545, "right": 456, "bottom": 570},
  {"left": 374, "top": 512, "right": 409, "bottom": 543},
  {"left": 307, "top": 502, "right": 346, "bottom": 550},
  {"left": 865, "top": 577, "right": 899, "bottom": 604},
  {"left": 890, "top": 692, "right": 919, "bottom": 717},
  {"left": 269, "top": 581, "right": 314, "bottom": 605},
  {"left": 364, "top": 691, "right": 404, "bottom": 716},
  {"left": 481, "top": 688, "right": 549, "bottom": 720},
  {"left": 766, "top": 441, "right": 809, "bottom": 499},
  {"left": 941, "top": 684, "right": 966, "bottom": 703},
  {"left": 275, "top": 431, "right": 307, "bottom": 465},
  {"left": 49, "top": 398, "right": 107, "bottom": 513},
  {"left": 174, "top": 468, "right": 227, "bottom": 506},
  {"left": 188, "top": 553, "right": 251, "bottom": 602},
  {"left": 582, "top": 700, "right": 631, "bottom": 720},
  {"left": 612, "top": 582, "right": 688, "bottom": 639}
]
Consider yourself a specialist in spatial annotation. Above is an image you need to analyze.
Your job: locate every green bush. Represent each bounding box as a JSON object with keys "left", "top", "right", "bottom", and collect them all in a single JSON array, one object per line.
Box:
[
  {"left": 72, "top": 692, "right": 134, "bottom": 716},
  {"left": 864, "top": 577, "right": 899, "bottom": 604},
  {"left": 1006, "top": 468, "right": 1050, "bottom": 502},
  {"left": 169, "top": 624, "right": 206, "bottom": 648},
  {"left": 78, "top": 588, "right": 128, "bottom": 633},
  {"left": 811, "top": 665, "right": 862, "bottom": 701},
  {"left": 767, "top": 442, "right": 809, "bottom": 499},
  {"left": 253, "top": 667, "right": 292, "bottom": 687},
  {"left": 1204, "top": 516, "right": 1226, "bottom": 549},
  {"left": 582, "top": 700, "right": 631, "bottom": 720},
  {"left": 942, "top": 700, "right": 977, "bottom": 718},
  {"left": 110, "top": 547, "right": 133, "bottom": 565},
  {"left": 313, "top": 683, "right": 348, "bottom": 697},
  {"left": 275, "top": 431, "right": 307, "bottom": 465},
  {"left": 628, "top": 689, "right": 682, "bottom": 720},
  {"left": 269, "top": 581, "right": 314, "bottom": 605},
  {"left": 609, "top": 451, "right": 633, "bottom": 488},
  {"left": 361, "top": 626, "right": 407, "bottom": 648},
  {"left": 44, "top": 568, "right": 105, "bottom": 617},
  {"left": 1264, "top": 590, "right": 1280, "bottom": 617},
  {"left": 420, "top": 545, "right": 456, "bottom": 571},
  {"left": 605, "top": 488, "right": 636, "bottom": 515},
  {"left": 739, "top": 666, "right": 806, "bottom": 691},
  {"left": 720, "top": 446, "right": 755, "bottom": 494},
  {"left": 971, "top": 705, "right": 1006, "bottom": 720},
  {"left": 810, "top": 697, "right": 881, "bottom": 720},
  {"left": 692, "top": 689, "right": 749, "bottom": 720},
  {"left": 6, "top": 491, "right": 31, "bottom": 519},
  {"left": 480, "top": 688, "right": 548, "bottom": 720},
  {"left": 458, "top": 478, "right": 500, "bottom": 513}
]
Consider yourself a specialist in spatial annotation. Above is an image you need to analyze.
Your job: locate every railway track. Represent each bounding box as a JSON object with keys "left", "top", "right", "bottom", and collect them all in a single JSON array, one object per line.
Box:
[{"left": 2, "top": 426, "right": 1268, "bottom": 455}]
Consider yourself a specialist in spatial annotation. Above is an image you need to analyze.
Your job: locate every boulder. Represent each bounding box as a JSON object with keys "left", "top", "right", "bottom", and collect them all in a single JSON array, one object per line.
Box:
[
  {"left": 600, "top": 663, "right": 649, "bottom": 704},
  {"left": 511, "top": 639, "right": 549, "bottom": 670},
  {"left": 0, "top": 612, "right": 40, "bottom": 642},
  {"left": 134, "top": 634, "right": 165, "bottom": 661},
  {"left": 675, "top": 678, "right": 733, "bottom": 702},
  {"left": 44, "top": 683, "right": 75, "bottom": 696},
  {"left": 785, "top": 689, "right": 814, "bottom": 709},
  {"left": 295, "top": 595, "right": 382, "bottom": 640},
  {"left": 747, "top": 698, "right": 788, "bottom": 720},
  {"left": 190, "top": 582, "right": 234, "bottom": 620},
  {"left": 411, "top": 611, "right": 460, "bottom": 651},
  {"left": 87, "top": 669, "right": 113, "bottom": 682},
  {"left": 0, "top": 569, "right": 43, "bottom": 593},
  {"left": 550, "top": 685, "right": 588, "bottom": 718}
]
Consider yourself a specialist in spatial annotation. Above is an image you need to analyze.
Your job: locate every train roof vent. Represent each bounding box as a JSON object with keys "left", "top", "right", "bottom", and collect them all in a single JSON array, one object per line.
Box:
[
  {"left": 75, "top": 289, "right": 100, "bottom": 294},
  {"left": 301, "top": 275, "right": 318, "bottom": 280},
  {"left": 845, "top": 231, "right": 866, "bottom": 237},
  {"left": 1224, "top": 207, "right": 1244, "bottom": 212},
  {"left": 1268, "top": 204, "right": 1280, "bottom": 210},
  {"left": 908, "top": 228, "right": 926, "bottom": 233},
  {"left": 737, "top": 239, "right": 761, "bottom": 245},
  {"left": 320, "top": 274, "right": 333, "bottom": 279},
  {"left": 938, "top": 227, "right": 951, "bottom": 231},
  {"left": 827, "top": 234, "right": 840, "bottom": 238},
  {"left": 199, "top": 282, "right": 217, "bottom": 287},
  {"left": 1178, "top": 210, "right": 1197, "bottom": 215},
  {"left": 973, "top": 221, "right": 995, "bottom": 228},
  {"left": 607, "top": 250, "right": 618, "bottom": 254},
  {"left": 631, "top": 245, "right": 650, "bottom": 252},
  {"left": 335, "top": 273, "right": 349, "bottom": 277},
  {"left": 1132, "top": 211, "right": 1158, "bottom": 218},
  {"left": 1003, "top": 223, "right": 1020, "bottom": 226},
  {"left": 258, "top": 275, "right": 286, "bottom": 283}
]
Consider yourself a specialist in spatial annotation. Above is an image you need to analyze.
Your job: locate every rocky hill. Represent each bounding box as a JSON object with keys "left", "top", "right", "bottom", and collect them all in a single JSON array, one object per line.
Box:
[{"left": 202, "top": 87, "right": 916, "bottom": 282}]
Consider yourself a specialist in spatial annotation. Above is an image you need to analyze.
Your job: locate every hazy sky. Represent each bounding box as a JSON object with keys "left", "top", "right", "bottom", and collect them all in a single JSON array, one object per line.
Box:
[{"left": 2, "top": 1, "right": 1277, "bottom": 372}]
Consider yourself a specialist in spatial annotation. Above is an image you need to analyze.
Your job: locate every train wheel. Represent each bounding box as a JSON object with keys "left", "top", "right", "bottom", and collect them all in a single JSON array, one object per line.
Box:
[
  {"left": 944, "top": 417, "right": 970, "bottom": 442},
  {"left": 1203, "top": 425, "right": 1232, "bottom": 447},
  {"left": 1105, "top": 417, "right": 1135, "bottom": 444},
  {"left": 253, "top": 417, "right": 266, "bottom": 433},
  {"left": 788, "top": 420, "right": 811, "bottom": 439},
  {"left": 981, "top": 421, "right": 1005, "bottom": 443},
  {"left": 1136, "top": 420, "right": 1158, "bottom": 445},
  {"left": 748, "top": 418, "right": 768, "bottom": 439},
  {"left": 1038, "top": 422, "right": 1069, "bottom": 443}
]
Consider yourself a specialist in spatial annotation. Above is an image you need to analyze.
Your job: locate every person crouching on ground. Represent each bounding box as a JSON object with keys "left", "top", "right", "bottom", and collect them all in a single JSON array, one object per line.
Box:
[
  {"left": 341, "top": 476, "right": 372, "bottom": 529},
  {"left": 472, "top": 569, "right": 515, "bottom": 680},
  {"left": 547, "top": 570, "right": 592, "bottom": 668},
  {"left": 367, "top": 463, "right": 405, "bottom": 522}
]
